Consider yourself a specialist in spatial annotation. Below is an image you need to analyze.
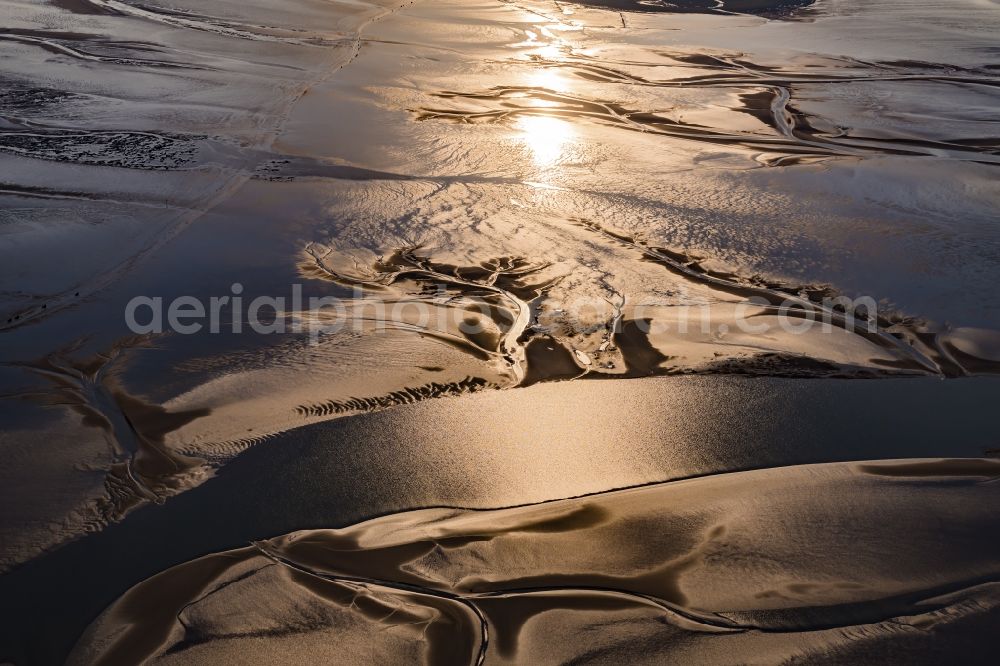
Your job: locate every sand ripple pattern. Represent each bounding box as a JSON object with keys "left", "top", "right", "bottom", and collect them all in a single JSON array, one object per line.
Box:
[
  {"left": 71, "top": 459, "right": 1000, "bottom": 665},
  {"left": 417, "top": 51, "right": 1000, "bottom": 165},
  {"left": 0, "top": 0, "right": 392, "bottom": 328}
]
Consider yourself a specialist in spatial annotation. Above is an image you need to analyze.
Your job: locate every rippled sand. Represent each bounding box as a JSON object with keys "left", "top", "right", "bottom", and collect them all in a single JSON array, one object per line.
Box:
[
  {"left": 71, "top": 459, "right": 1000, "bottom": 665},
  {"left": 1, "top": 0, "right": 999, "bottom": 663}
]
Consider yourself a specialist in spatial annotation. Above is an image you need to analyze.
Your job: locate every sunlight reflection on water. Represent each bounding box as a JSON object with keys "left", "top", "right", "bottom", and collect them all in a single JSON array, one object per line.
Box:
[
  {"left": 516, "top": 27, "right": 577, "bottom": 169},
  {"left": 517, "top": 114, "right": 576, "bottom": 167}
]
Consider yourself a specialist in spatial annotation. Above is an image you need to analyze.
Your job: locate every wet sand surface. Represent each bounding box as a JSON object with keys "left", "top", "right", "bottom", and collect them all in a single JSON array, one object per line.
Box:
[
  {"left": 70, "top": 459, "right": 1000, "bottom": 665},
  {"left": 1, "top": 0, "right": 999, "bottom": 663},
  {"left": 0, "top": 377, "right": 1000, "bottom": 663}
]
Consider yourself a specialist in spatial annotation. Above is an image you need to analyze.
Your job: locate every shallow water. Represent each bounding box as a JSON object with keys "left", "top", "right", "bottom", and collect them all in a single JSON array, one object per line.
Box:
[
  {"left": 1, "top": 0, "right": 999, "bottom": 663},
  {"left": 71, "top": 458, "right": 1000, "bottom": 665}
]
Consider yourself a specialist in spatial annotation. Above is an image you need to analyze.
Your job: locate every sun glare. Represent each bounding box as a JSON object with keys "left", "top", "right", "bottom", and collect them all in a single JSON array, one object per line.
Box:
[{"left": 516, "top": 114, "right": 575, "bottom": 168}]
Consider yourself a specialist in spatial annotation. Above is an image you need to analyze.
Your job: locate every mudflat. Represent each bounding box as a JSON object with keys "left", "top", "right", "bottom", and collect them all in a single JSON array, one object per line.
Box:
[{"left": 1, "top": 0, "right": 999, "bottom": 663}]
